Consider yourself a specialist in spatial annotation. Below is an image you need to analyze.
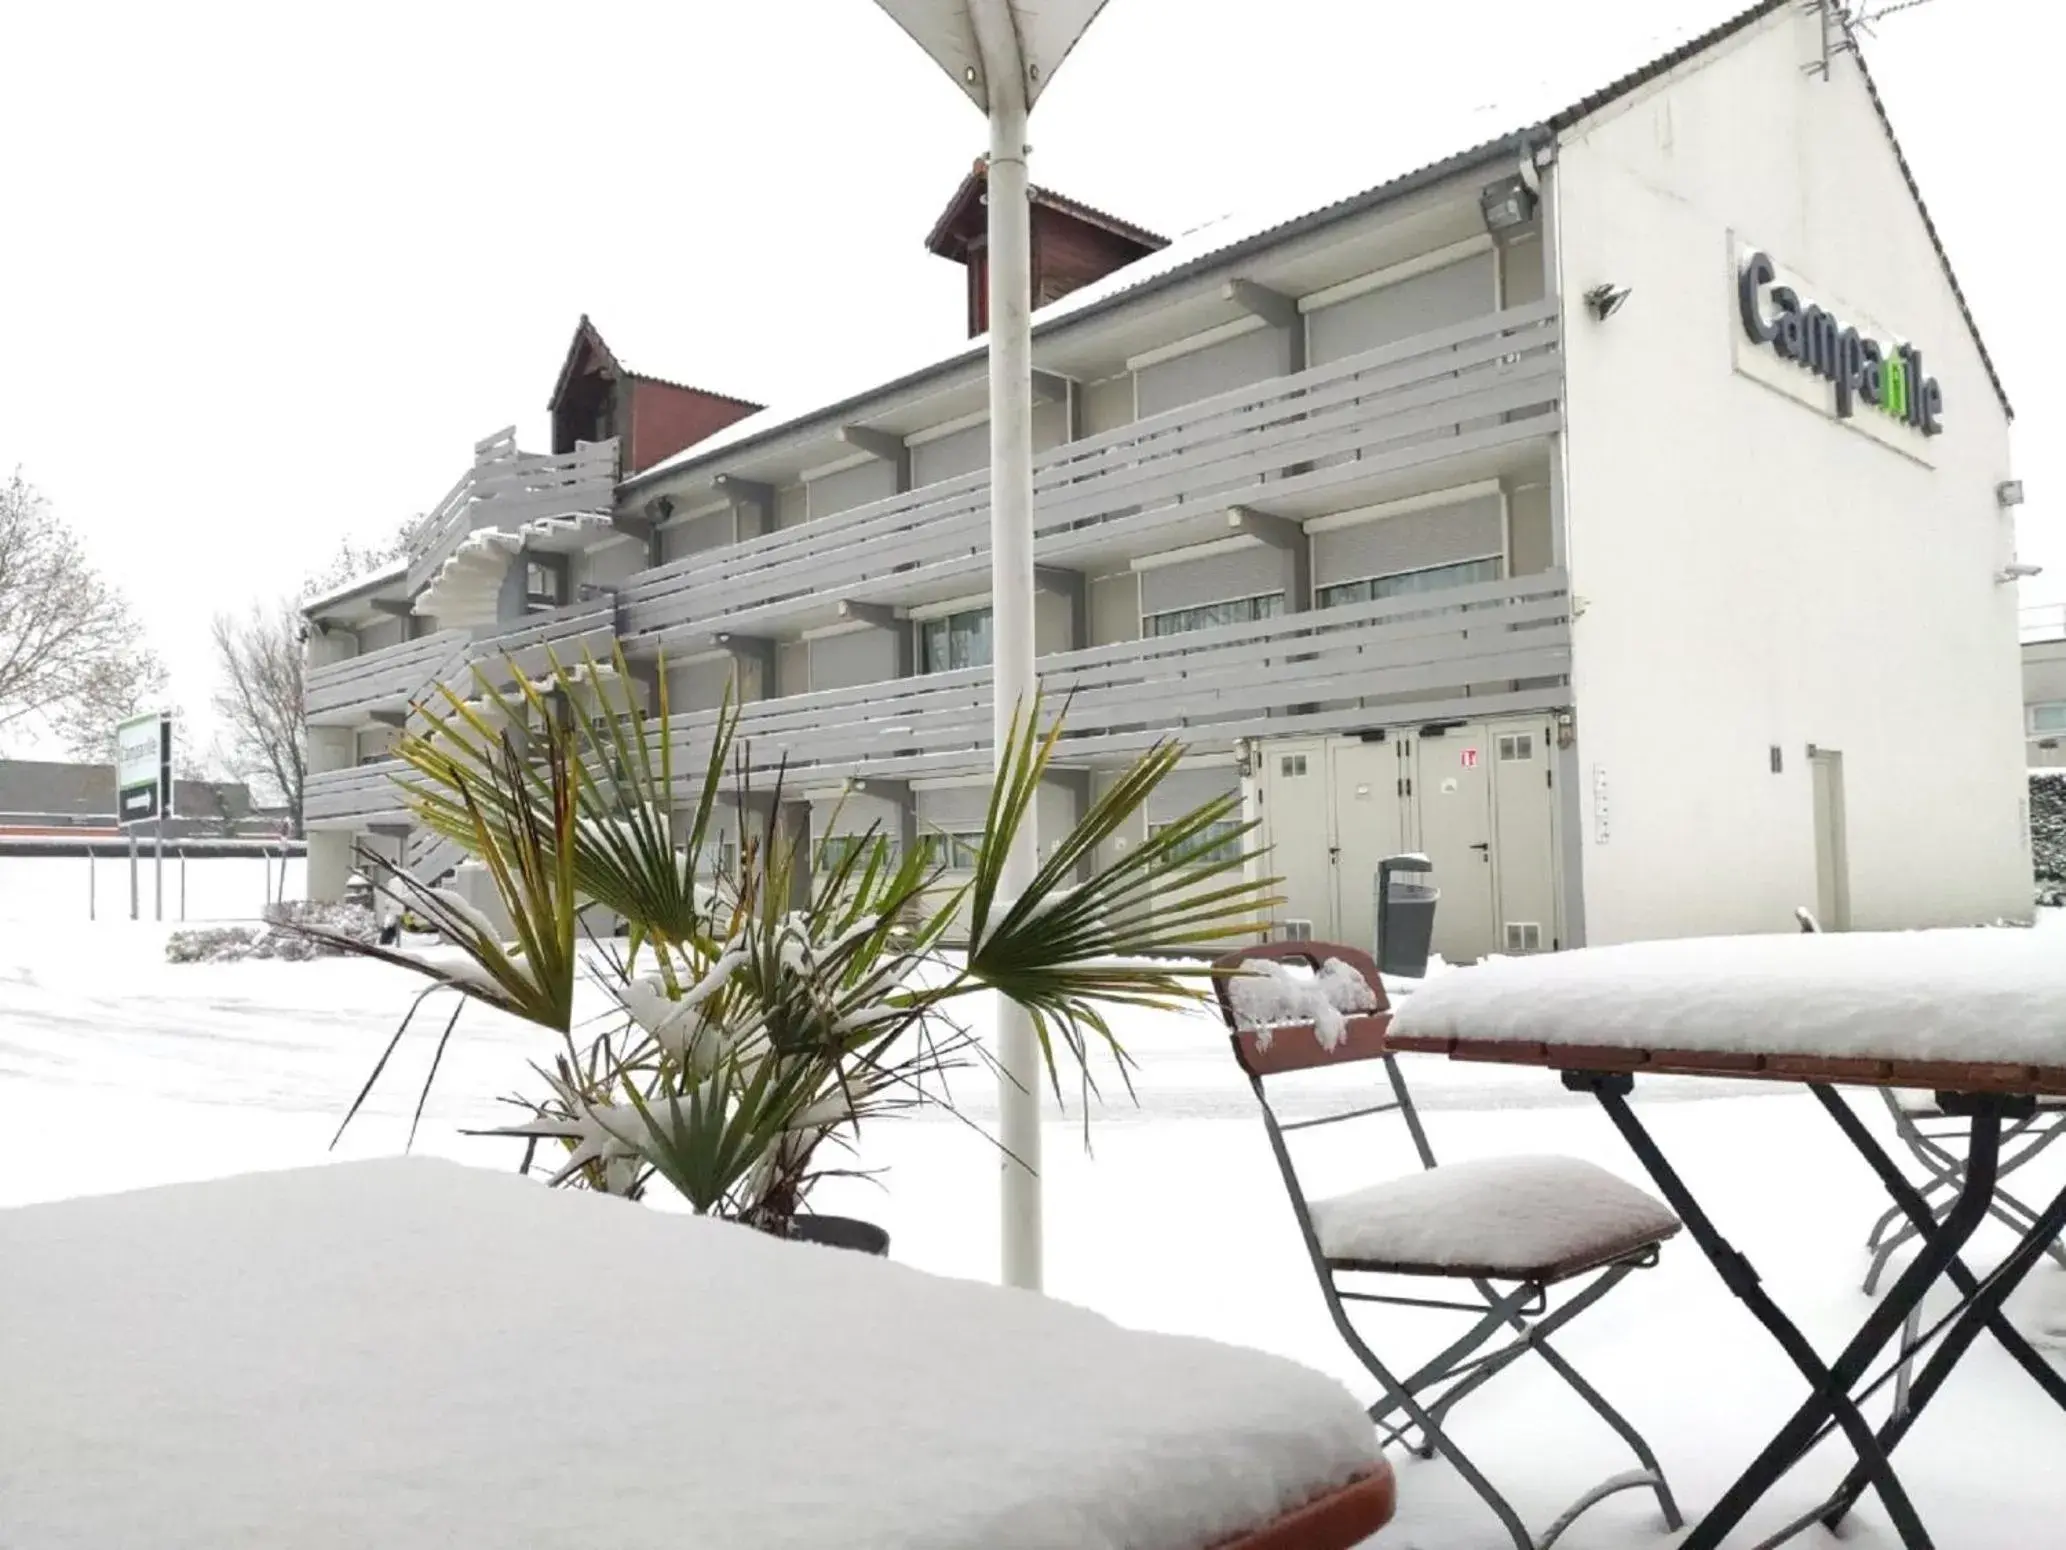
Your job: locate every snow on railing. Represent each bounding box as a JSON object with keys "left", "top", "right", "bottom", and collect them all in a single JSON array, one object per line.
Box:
[{"left": 405, "top": 432, "right": 620, "bottom": 595}]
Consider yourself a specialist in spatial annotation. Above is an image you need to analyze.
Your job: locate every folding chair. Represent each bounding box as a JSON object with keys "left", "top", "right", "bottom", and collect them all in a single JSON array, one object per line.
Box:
[
  {"left": 1861, "top": 1089, "right": 2066, "bottom": 1296},
  {"left": 1217, "top": 942, "right": 1684, "bottom": 1550},
  {"left": 1792, "top": 911, "right": 2066, "bottom": 1298}
]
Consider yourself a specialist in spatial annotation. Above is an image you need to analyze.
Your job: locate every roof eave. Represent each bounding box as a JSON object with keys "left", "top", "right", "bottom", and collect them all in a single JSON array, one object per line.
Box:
[{"left": 622, "top": 130, "right": 1538, "bottom": 495}]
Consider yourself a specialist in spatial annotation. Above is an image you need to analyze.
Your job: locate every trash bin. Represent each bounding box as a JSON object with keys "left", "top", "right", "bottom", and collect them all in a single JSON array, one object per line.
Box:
[{"left": 1374, "top": 854, "right": 1438, "bottom": 980}]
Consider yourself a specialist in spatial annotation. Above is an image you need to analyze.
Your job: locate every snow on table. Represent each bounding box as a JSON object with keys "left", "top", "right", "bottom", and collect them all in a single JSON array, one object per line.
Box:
[
  {"left": 0, "top": 1157, "right": 1380, "bottom": 1550},
  {"left": 1390, "top": 928, "right": 2066, "bottom": 1070}
]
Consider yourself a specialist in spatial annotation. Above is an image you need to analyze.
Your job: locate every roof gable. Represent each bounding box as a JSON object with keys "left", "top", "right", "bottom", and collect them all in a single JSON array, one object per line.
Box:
[
  {"left": 627, "top": 0, "right": 2011, "bottom": 487},
  {"left": 924, "top": 159, "right": 1170, "bottom": 262}
]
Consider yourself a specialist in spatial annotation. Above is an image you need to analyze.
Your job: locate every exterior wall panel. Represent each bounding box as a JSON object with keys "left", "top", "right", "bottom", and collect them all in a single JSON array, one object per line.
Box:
[
  {"left": 1140, "top": 546, "right": 1292, "bottom": 618},
  {"left": 1556, "top": 5, "right": 2027, "bottom": 939},
  {"left": 661, "top": 509, "right": 734, "bottom": 564},
  {"left": 911, "top": 423, "right": 988, "bottom": 487},
  {"left": 1507, "top": 483, "right": 1554, "bottom": 576},
  {"left": 626, "top": 380, "right": 759, "bottom": 477},
  {"left": 1080, "top": 374, "right": 1134, "bottom": 436},
  {"left": 808, "top": 460, "right": 898, "bottom": 521},
  {"left": 807, "top": 627, "right": 900, "bottom": 692},
  {"left": 1134, "top": 326, "right": 1290, "bottom": 416},
  {"left": 1089, "top": 572, "right": 1141, "bottom": 647},
  {"left": 1306, "top": 253, "right": 1497, "bottom": 366},
  {"left": 1312, "top": 496, "right": 1504, "bottom": 589}
]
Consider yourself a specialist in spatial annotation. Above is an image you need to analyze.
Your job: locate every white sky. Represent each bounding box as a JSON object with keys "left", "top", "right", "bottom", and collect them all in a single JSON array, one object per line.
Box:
[{"left": 1, "top": 0, "right": 2056, "bottom": 756}]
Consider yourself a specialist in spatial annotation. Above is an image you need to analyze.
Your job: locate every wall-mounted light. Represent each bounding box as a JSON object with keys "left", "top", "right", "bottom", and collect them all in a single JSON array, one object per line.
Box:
[
  {"left": 1998, "top": 480, "right": 2026, "bottom": 509},
  {"left": 1478, "top": 175, "right": 1537, "bottom": 234},
  {"left": 1583, "top": 283, "right": 1632, "bottom": 321},
  {"left": 1998, "top": 561, "right": 2044, "bottom": 584}
]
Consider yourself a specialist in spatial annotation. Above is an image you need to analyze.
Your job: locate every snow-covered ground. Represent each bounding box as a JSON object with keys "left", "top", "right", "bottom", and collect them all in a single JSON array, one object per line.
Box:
[
  {"left": 3, "top": 912, "right": 2062, "bottom": 1547},
  {"left": 0, "top": 852, "right": 304, "bottom": 924}
]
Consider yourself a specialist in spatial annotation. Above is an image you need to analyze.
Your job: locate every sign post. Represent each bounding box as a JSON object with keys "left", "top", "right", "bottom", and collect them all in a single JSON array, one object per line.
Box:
[{"left": 115, "top": 712, "right": 175, "bottom": 922}]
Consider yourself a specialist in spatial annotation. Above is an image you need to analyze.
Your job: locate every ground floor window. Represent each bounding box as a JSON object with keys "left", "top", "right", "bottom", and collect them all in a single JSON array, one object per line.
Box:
[
  {"left": 1147, "top": 817, "right": 1245, "bottom": 869},
  {"left": 920, "top": 607, "right": 993, "bottom": 673},
  {"left": 815, "top": 834, "right": 879, "bottom": 874},
  {"left": 1316, "top": 556, "right": 1501, "bottom": 610},
  {"left": 1142, "top": 592, "right": 1284, "bottom": 638},
  {"left": 920, "top": 829, "right": 986, "bottom": 870}
]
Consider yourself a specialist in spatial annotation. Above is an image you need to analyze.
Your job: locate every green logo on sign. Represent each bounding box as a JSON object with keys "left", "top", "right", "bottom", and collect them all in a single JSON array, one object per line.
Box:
[{"left": 1737, "top": 251, "right": 1942, "bottom": 436}]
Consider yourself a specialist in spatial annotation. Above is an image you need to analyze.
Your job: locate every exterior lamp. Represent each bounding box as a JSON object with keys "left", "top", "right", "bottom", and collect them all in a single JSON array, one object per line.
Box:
[
  {"left": 1478, "top": 174, "right": 1537, "bottom": 233},
  {"left": 1584, "top": 283, "right": 1632, "bottom": 321},
  {"left": 867, "top": 0, "right": 1115, "bottom": 1295}
]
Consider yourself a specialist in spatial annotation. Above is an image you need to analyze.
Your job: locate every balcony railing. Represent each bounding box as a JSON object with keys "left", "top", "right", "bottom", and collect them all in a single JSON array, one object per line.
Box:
[
  {"left": 405, "top": 430, "right": 621, "bottom": 596},
  {"left": 617, "top": 300, "right": 1561, "bottom": 650},
  {"left": 305, "top": 760, "right": 411, "bottom": 829},
  {"left": 306, "top": 602, "right": 619, "bottom": 731},
  {"left": 308, "top": 576, "right": 1566, "bottom": 829},
  {"left": 659, "top": 570, "right": 1572, "bottom": 789},
  {"left": 306, "top": 630, "right": 473, "bottom": 726}
]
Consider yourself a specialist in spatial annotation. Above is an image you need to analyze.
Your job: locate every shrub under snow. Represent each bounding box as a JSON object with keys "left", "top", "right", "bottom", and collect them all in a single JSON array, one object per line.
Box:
[
  {"left": 166, "top": 901, "right": 381, "bottom": 964},
  {"left": 2033, "top": 770, "right": 2066, "bottom": 907}
]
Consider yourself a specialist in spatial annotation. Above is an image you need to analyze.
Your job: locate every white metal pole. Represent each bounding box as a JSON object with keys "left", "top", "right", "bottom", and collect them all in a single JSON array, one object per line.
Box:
[
  {"left": 88, "top": 847, "right": 96, "bottom": 921},
  {"left": 128, "top": 832, "right": 139, "bottom": 921},
  {"left": 977, "top": 15, "right": 1043, "bottom": 1292},
  {"left": 154, "top": 831, "right": 163, "bottom": 922}
]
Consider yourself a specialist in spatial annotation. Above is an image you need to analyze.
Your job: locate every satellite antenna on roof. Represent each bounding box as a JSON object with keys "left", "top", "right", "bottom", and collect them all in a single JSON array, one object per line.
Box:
[{"left": 1806, "top": 0, "right": 1936, "bottom": 80}]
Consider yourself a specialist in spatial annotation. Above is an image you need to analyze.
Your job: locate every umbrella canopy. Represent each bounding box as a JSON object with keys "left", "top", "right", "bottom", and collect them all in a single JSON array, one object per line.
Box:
[{"left": 871, "top": 0, "right": 1112, "bottom": 111}]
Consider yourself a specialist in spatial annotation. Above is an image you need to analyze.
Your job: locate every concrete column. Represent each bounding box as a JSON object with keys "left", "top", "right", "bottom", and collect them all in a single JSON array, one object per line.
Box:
[{"left": 307, "top": 830, "right": 354, "bottom": 903}]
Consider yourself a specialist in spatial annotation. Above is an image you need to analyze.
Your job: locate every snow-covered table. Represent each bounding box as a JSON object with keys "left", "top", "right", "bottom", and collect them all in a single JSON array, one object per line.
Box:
[
  {"left": 1386, "top": 929, "right": 2066, "bottom": 1550},
  {"left": 0, "top": 1158, "right": 1395, "bottom": 1550}
]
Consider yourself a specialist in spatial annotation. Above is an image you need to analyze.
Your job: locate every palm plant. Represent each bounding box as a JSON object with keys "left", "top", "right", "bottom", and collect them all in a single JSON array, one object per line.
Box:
[{"left": 308, "top": 647, "right": 1277, "bottom": 1234}]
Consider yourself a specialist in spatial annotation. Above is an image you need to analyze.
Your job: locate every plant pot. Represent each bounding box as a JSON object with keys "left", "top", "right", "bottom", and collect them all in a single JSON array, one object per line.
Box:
[{"left": 785, "top": 1214, "right": 890, "bottom": 1257}]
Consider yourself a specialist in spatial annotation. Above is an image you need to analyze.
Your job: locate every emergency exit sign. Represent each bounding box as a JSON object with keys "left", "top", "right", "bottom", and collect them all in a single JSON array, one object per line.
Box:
[{"left": 1460, "top": 748, "right": 1479, "bottom": 769}]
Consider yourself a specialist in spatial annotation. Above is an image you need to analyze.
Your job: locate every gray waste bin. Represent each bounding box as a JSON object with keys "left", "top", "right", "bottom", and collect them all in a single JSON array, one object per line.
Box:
[{"left": 1374, "top": 854, "right": 1438, "bottom": 980}]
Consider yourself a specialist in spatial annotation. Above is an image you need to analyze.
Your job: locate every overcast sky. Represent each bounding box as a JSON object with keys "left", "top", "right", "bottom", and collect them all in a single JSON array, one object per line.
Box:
[{"left": 1, "top": 0, "right": 2054, "bottom": 757}]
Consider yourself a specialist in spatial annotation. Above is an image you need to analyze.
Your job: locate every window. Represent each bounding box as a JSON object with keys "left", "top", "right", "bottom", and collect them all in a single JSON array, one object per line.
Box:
[
  {"left": 920, "top": 607, "right": 993, "bottom": 674},
  {"left": 1317, "top": 556, "right": 1501, "bottom": 610},
  {"left": 1497, "top": 733, "right": 1534, "bottom": 762},
  {"left": 2033, "top": 703, "right": 2066, "bottom": 734},
  {"left": 920, "top": 830, "right": 986, "bottom": 870},
  {"left": 1148, "top": 818, "right": 1245, "bottom": 870},
  {"left": 1142, "top": 592, "right": 1284, "bottom": 638},
  {"left": 816, "top": 834, "right": 878, "bottom": 874},
  {"left": 1280, "top": 754, "right": 1308, "bottom": 778},
  {"left": 525, "top": 560, "right": 566, "bottom": 612}
]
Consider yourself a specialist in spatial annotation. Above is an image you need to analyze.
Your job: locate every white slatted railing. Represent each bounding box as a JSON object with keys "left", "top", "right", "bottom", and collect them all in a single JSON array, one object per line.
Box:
[
  {"left": 406, "top": 434, "right": 621, "bottom": 595},
  {"left": 617, "top": 301, "right": 1560, "bottom": 649},
  {"left": 305, "top": 630, "right": 473, "bottom": 724},
  {"left": 658, "top": 571, "right": 1572, "bottom": 789}
]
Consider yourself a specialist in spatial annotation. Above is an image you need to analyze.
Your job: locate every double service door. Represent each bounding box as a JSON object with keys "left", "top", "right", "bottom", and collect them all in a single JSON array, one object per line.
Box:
[{"left": 1259, "top": 717, "right": 1558, "bottom": 964}]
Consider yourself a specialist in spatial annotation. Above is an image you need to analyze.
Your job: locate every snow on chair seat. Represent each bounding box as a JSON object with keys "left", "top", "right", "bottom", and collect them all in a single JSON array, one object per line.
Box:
[
  {"left": 1307, "top": 1154, "right": 1680, "bottom": 1282},
  {"left": 1215, "top": 941, "right": 1682, "bottom": 1550}
]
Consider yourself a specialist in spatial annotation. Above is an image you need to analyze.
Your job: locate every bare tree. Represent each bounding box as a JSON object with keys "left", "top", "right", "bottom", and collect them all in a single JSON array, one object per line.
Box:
[
  {"left": 210, "top": 602, "right": 307, "bottom": 831},
  {"left": 0, "top": 469, "right": 167, "bottom": 755},
  {"left": 303, "top": 510, "right": 432, "bottom": 601}
]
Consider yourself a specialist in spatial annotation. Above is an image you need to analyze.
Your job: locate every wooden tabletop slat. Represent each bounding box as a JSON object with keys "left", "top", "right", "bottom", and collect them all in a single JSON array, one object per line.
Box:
[{"left": 1222, "top": 1015, "right": 2066, "bottom": 1096}]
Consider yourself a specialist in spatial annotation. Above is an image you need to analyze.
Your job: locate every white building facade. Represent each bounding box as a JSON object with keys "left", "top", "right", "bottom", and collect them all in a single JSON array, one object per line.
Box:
[{"left": 303, "top": 0, "right": 2033, "bottom": 956}]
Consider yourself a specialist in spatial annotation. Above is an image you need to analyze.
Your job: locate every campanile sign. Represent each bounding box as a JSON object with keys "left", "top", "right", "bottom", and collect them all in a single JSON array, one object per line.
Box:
[{"left": 1732, "top": 242, "right": 1943, "bottom": 456}]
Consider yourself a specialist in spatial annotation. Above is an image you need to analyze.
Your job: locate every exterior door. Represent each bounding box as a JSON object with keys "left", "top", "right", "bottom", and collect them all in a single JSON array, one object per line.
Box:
[
  {"left": 1811, "top": 748, "right": 1851, "bottom": 930},
  {"left": 1491, "top": 718, "right": 1558, "bottom": 953},
  {"left": 1258, "top": 740, "right": 1333, "bottom": 938},
  {"left": 1415, "top": 726, "right": 1498, "bottom": 963},
  {"left": 1329, "top": 738, "right": 1410, "bottom": 955}
]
